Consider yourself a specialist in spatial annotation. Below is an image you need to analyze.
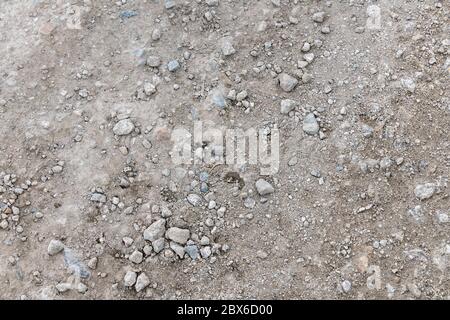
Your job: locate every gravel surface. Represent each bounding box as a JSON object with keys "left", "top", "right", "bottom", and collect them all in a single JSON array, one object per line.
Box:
[{"left": 0, "top": 0, "right": 449, "bottom": 300}]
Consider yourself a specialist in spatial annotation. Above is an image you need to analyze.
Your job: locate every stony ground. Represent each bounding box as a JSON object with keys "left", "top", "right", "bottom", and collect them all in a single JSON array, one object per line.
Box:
[{"left": 0, "top": 0, "right": 449, "bottom": 300}]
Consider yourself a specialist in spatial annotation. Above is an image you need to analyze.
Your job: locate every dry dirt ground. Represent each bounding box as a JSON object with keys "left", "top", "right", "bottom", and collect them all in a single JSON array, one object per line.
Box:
[{"left": 0, "top": 0, "right": 449, "bottom": 300}]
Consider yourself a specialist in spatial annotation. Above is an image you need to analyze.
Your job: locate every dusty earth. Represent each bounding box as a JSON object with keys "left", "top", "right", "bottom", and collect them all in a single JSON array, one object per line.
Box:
[{"left": 0, "top": 0, "right": 449, "bottom": 300}]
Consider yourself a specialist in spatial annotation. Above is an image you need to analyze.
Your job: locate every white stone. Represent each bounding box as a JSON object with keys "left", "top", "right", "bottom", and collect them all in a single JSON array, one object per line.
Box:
[{"left": 255, "top": 179, "right": 274, "bottom": 196}]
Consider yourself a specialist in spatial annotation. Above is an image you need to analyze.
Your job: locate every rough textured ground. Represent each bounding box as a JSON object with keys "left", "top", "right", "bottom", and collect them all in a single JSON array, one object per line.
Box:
[{"left": 0, "top": 0, "right": 449, "bottom": 300}]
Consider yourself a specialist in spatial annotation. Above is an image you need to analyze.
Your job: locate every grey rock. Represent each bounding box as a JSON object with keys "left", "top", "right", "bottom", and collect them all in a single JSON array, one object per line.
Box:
[
  {"left": 414, "top": 183, "right": 436, "bottom": 200},
  {"left": 90, "top": 192, "right": 106, "bottom": 203},
  {"left": 236, "top": 90, "right": 248, "bottom": 101},
  {"left": 244, "top": 197, "right": 256, "bottom": 209},
  {"left": 143, "top": 219, "right": 166, "bottom": 242},
  {"left": 77, "top": 283, "right": 88, "bottom": 294},
  {"left": 51, "top": 165, "right": 63, "bottom": 174},
  {"left": 437, "top": 211, "right": 449, "bottom": 224},
  {"left": 166, "top": 227, "right": 190, "bottom": 244},
  {"left": 56, "top": 283, "right": 72, "bottom": 293},
  {"left": 298, "top": 60, "right": 309, "bottom": 69},
  {"left": 170, "top": 242, "right": 185, "bottom": 258},
  {"left": 113, "top": 119, "right": 134, "bottom": 136},
  {"left": 161, "top": 206, "right": 173, "bottom": 218},
  {"left": 302, "top": 113, "right": 320, "bottom": 135},
  {"left": 124, "top": 271, "right": 137, "bottom": 287},
  {"left": 206, "top": 0, "right": 219, "bottom": 6},
  {"left": 280, "top": 99, "right": 296, "bottom": 114},
  {"left": 279, "top": 73, "right": 298, "bottom": 92},
  {"left": 200, "top": 246, "right": 212, "bottom": 259},
  {"left": 401, "top": 77, "right": 416, "bottom": 93},
  {"left": 167, "top": 60, "right": 180, "bottom": 72},
  {"left": 310, "top": 169, "right": 321, "bottom": 178},
  {"left": 152, "top": 238, "right": 165, "bottom": 253},
  {"left": 271, "top": 0, "right": 280, "bottom": 6},
  {"left": 301, "top": 42, "right": 311, "bottom": 52},
  {"left": 47, "top": 239, "right": 64, "bottom": 256},
  {"left": 63, "top": 248, "right": 90, "bottom": 278},
  {"left": 143, "top": 83, "right": 156, "bottom": 96},
  {"left": 200, "top": 182, "right": 209, "bottom": 193},
  {"left": 152, "top": 28, "right": 161, "bottom": 41},
  {"left": 199, "top": 171, "right": 209, "bottom": 182},
  {"left": 187, "top": 194, "right": 202, "bottom": 206},
  {"left": 341, "top": 280, "right": 352, "bottom": 293},
  {"left": 212, "top": 91, "right": 226, "bottom": 109},
  {"left": 87, "top": 257, "right": 98, "bottom": 270},
  {"left": 146, "top": 56, "right": 161, "bottom": 67},
  {"left": 129, "top": 250, "right": 143, "bottom": 264},
  {"left": 312, "top": 11, "right": 325, "bottom": 23},
  {"left": 185, "top": 245, "right": 199, "bottom": 260},
  {"left": 135, "top": 273, "right": 150, "bottom": 292},
  {"left": 361, "top": 124, "right": 374, "bottom": 137},
  {"left": 303, "top": 53, "right": 315, "bottom": 64},
  {"left": 143, "top": 244, "right": 153, "bottom": 256},
  {"left": 221, "top": 38, "right": 236, "bottom": 56},
  {"left": 200, "top": 236, "right": 210, "bottom": 246},
  {"left": 227, "top": 89, "right": 236, "bottom": 100},
  {"left": 120, "top": 10, "right": 138, "bottom": 19},
  {"left": 164, "top": 0, "right": 176, "bottom": 9},
  {"left": 255, "top": 179, "right": 274, "bottom": 196},
  {"left": 302, "top": 72, "right": 313, "bottom": 83},
  {"left": 288, "top": 157, "right": 298, "bottom": 166},
  {"left": 256, "top": 250, "right": 268, "bottom": 259},
  {"left": 408, "top": 205, "right": 425, "bottom": 222}
]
